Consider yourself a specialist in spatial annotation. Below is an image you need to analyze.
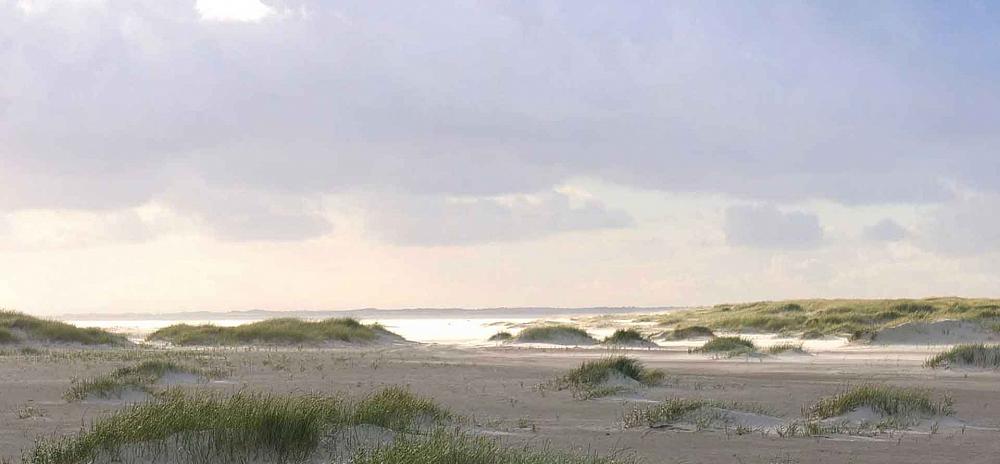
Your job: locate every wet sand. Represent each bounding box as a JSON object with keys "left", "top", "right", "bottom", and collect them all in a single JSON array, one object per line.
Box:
[{"left": 2, "top": 341, "right": 999, "bottom": 463}]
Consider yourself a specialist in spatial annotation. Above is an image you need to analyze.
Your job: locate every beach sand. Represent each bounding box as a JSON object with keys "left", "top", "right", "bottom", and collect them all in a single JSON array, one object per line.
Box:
[{"left": 1, "top": 341, "right": 998, "bottom": 463}]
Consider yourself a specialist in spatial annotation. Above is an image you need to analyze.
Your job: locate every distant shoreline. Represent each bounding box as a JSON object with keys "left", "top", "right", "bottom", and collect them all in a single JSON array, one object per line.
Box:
[{"left": 58, "top": 306, "right": 682, "bottom": 321}]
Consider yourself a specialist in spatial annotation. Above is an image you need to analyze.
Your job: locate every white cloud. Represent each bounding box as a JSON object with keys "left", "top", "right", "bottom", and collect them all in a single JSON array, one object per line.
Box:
[
  {"left": 365, "top": 190, "right": 632, "bottom": 246},
  {"left": 920, "top": 193, "right": 1000, "bottom": 255},
  {"left": 724, "top": 204, "right": 823, "bottom": 250},
  {"left": 862, "top": 218, "right": 907, "bottom": 242},
  {"left": 195, "top": 0, "right": 273, "bottom": 22}
]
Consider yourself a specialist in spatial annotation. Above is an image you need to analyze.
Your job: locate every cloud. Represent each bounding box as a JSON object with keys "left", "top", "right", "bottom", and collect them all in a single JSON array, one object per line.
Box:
[
  {"left": 2, "top": 0, "right": 1000, "bottom": 221},
  {"left": 862, "top": 218, "right": 907, "bottom": 242},
  {"left": 0, "top": 209, "right": 153, "bottom": 249},
  {"left": 724, "top": 204, "right": 823, "bottom": 249},
  {"left": 365, "top": 190, "right": 632, "bottom": 246},
  {"left": 920, "top": 194, "right": 1000, "bottom": 255}
]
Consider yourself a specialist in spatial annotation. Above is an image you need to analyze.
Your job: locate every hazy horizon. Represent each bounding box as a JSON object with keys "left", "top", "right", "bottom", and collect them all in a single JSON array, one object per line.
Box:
[{"left": 4, "top": 1, "right": 1000, "bottom": 315}]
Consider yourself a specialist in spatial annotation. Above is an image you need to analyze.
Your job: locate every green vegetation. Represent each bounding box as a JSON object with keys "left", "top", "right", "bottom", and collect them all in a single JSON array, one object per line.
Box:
[
  {"left": 663, "top": 326, "right": 714, "bottom": 340},
  {"left": 622, "top": 398, "right": 769, "bottom": 430},
  {"left": 64, "top": 360, "right": 223, "bottom": 402},
  {"left": 926, "top": 344, "right": 1000, "bottom": 369},
  {"left": 557, "top": 356, "right": 664, "bottom": 398},
  {"left": 147, "top": 317, "right": 397, "bottom": 346},
  {"left": 603, "top": 329, "right": 653, "bottom": 346},
  {"left": 352, "top": 430, "right": 636, "bottom": 464},
  {"left": 653, "top": 298, "right": 1000, "bottom": 338},
  {"left": 0, "top": 327, "right": 16, "bottom": 344},
  {"left": 805, "top": 384, "right": 953, "bottom": 420},
  {"left": 515, "top": 325, "right": 596, "bottom": 344},
  {"left": 765, "top": 343, "right": 806, "bottom": 355},
  {"left": 488, "top": 331, "right": 513, "bottom": 342},
  {"left": 0, "top": 310, "right": 127, "bottom": 346},
  {"left": 691, "top": 337, "right": 756, "bottom": 356},
  {"left": 24, "top": 386, "right": 451, "bottom": 464}
]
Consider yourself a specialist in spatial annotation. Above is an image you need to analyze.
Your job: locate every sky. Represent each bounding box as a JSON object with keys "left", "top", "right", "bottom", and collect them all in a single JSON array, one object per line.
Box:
[{"left": 2, "top": 0, "right": 1000, "bottom": 315}]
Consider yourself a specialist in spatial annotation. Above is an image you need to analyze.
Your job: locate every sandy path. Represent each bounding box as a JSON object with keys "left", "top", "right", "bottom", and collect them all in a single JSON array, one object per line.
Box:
[{"left": 1, "top": 344, "right": 999, "bottom": 463}]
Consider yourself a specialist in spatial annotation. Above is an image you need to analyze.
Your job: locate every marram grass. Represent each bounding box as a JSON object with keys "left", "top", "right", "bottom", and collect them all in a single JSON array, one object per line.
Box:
[
  {"left": 622, "top": 397, "right": 769, "bottom": 429},
  {"left": 557, "top": 357, "right": 664, "bottom": 399},
  {"left": 64, "top": 360, "right": 222, "bottom": 401},
  {"left": 515, "top": 325, "right": 596, "bottom": 344},
  {"left": 25, "top": 386, "right": 451, "bottom": 464},
  {"left": 0, "top": 310, "right": 127, "bottom": 346},
  {"left": 691, "top": 336, "right": 756, "bottom": 356},
  {"left": 352, "top": 429, "right": 638, "bottom": 464},
  {"left": 147, "top": 317, "right": 396, "bottom": 346},
  {"left": 805, "top": 384, "right": 953, "bottom": 420},
  {"left": 602, "top": 329, "right": 651, "bottom": 346},
  {"left": 652, "top": 297, "right": 1000, "bottom": 338},
  {"left": 925, "top": 344, "right": 1000, "bottom": 369},
  {"left": 488, "top": 331, "right": 513, "bottom": 342}
]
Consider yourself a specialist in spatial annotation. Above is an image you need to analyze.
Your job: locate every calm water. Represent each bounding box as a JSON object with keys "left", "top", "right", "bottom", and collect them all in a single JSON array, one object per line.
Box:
[{"left": 65, "top": 317, "right": 620, "bottom": 346}]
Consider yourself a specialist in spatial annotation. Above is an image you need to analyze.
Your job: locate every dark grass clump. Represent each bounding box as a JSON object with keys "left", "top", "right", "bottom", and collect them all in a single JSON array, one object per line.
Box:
[
  {"left": 488, "top": 331, "right": 513, "bottom": 342},
  {"left": 603, "top": 329, "right": 652, "bottom": 346},
  {"left": 665, "top": 326, "right": 714, "bottom": 340},
  {"left": 0, "top": 310, "right": 127, "bottom": 346},
  {"left": 559, "top": 356, "right": 664, "bottom": 398},
  {"left": 25, "top": 387, "right": 451, "bottom": 464},
  {"left": 765, "top": 343, "right": 806, "bottom": 355},
  {"left": 0, "top": 327, "right": 16, "bottom": 344},
  {"left": 692, "top": 336, "right": 756, "bottom": 356},
  {"left": 515, "top": 325, "right": 596, "bottom": 344},
  {"left": 64, "top": 360, "right": 222, "bottom": 402},
  {"left": 805, "top": 384, "right": 954, "bottom": 420},
  {"left": 147, "top": 317, "right": 397, "bottom": 346},
  {"left": 925, "top": 344, "right": 1000, "bottom": 369},
  {"left": 352, "top": 430, "right": 637, "bottom": 464}
]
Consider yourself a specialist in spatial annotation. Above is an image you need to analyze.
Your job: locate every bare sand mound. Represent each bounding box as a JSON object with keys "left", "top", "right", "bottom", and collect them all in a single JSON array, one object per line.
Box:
[{"left": 873, "top": 320, "right": 1000, "bottom": 345}]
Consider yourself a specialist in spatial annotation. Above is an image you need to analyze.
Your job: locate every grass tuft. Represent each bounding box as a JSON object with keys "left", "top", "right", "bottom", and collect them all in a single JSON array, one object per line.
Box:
[
  {"left": 24, "top": 386, "right": 450, "bottom": 464},
  {"left": 147, "top": 317, "right": 397, "bottom": 346},
  {"left": 64, "top": 360, "right": 222, "bottom": 402},
  {"left": 603, "top": 329, "right": 652, "bottom": 346},
  {"left": 352, "top": 429, "right": 637, "bottom": 464},
  {"left": 488, "top": 331, "right": 513, "bottom": 342},
  {"left": 925, "top": 344, "right": 1000, "bottom": 369},
  {"left": 622, "top": 397, "right": 769, "bottom": 429},
  {"left": 665, "top": 326, "right": 714, "bottom": 340},
  {"left": 805, "top": 384, "right": 953, "bottom": 420},
  {"left": 765, "top": 343, "right": 806, "bottom": 355},
  {"left": 515, "top": 325, "right": 596, "bottom": 344},
  {"left": 557, "top": 356, "right": 664, "bottom": 398},
  {"left": 691, "top": 337, "right": 756, "bottom": 356}
]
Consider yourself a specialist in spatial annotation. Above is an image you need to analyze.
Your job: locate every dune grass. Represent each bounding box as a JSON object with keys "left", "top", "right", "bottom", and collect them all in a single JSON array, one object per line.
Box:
[
  {"left": 488, "top": 331, "right": 513, "bottom": 342},
  {"left": 664, "top": 326, "right": 714, "bottom": 340},
  {"left": 25, "top": 386, "right": 451, "bottom": 464},
  {"left": 692, "top": 336, "right": 756, "bottom": 356},
  {"left": 557, "top": 356, "right": 664, "bottom": 398},
  {"left": 352, "top": 429, "right": 637, "bottom": 464},
  {"left": 64, "top": 360, "right": 223, "bottom": 402},
  {"left": 147, "top": 317, "right": 396, "bottom": 346},
  {"left": 603, "top": 329, "right": 652, "bottom": 346},
  {"left": 925, "top": 344, "right": 1000, "bottom": 369},
  {"left": 805, "top": 384, "right": 953, "bottom": 420},
  {"left": 765, "top": 343, "right": 806, "bottom": 355},
  {"left": 515, "top": 325, "right": 596, "bottom": 344},
  {"left": 622, "top": 398, "right": 769, "bottom": 430},
  {"left": 653, "top": 298, "right": 1000, "bottom": 338},
  {"left": 0, "top": 310, "right": 127, "bottom": 346}
]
